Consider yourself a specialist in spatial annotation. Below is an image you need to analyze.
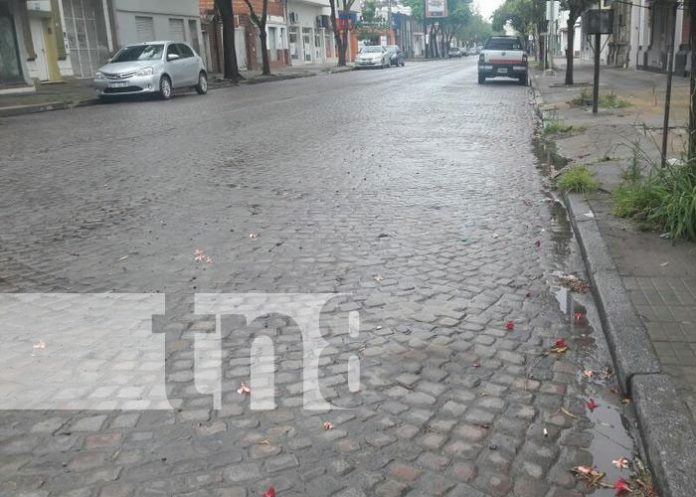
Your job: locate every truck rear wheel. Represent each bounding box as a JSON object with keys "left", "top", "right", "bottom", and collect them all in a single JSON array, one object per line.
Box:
[{"left": 478, "top": 74, "right": 485, "bottom": 84}]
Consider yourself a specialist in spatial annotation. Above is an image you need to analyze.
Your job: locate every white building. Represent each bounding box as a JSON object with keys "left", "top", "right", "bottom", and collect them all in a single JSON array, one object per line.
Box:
[{"left": 286, "top": 0, "right": 336, "bottom": 65}]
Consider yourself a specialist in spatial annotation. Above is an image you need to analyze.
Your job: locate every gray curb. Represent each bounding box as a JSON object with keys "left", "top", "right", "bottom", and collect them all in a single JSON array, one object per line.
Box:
[
  {"left": 0, "top": 98, "right": 99, "bottom": 118},
  {"left": 632, "top": 374, "right": 696, "bottom": 497},
  {"left": 563, "top": 193, "right": 661, "bottom": 390},
  {"left": 530, "top": 69, "right": 696, "bottom": 495}
]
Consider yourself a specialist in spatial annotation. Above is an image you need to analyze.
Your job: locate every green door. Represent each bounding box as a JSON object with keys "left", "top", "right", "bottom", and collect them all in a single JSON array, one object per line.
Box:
[{"left": 0, "top": 11, "right": 23, "bottom": 84}]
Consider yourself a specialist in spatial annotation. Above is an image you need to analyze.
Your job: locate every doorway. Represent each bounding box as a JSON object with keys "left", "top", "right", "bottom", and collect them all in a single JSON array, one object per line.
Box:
[
  {"left": 0, "top": 11, "right": 23, "bottom": 84},
  {"left": 302, "top": 27, "right": 312, "bottom": 63},
  {"left": 29, "top": 15, "right": 61, "bottom": 81}
]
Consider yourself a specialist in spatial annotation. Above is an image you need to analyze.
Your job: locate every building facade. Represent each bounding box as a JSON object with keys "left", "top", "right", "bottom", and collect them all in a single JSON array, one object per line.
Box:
[{"left": 1, "top": 0, "right": 204, "bottom": 92}]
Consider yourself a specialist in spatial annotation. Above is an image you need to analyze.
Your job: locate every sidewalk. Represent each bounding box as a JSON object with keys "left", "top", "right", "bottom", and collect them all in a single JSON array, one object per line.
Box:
[
  {"left": 0, "top": 63, "right": 354, "bottom": 118},
  {"left": 532, "top": 58, "right": 696, "bottom": 496}
]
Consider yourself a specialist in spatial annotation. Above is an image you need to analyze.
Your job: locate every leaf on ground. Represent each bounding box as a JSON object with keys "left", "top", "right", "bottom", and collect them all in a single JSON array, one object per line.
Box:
[
  {"left": 560, "top": 407, "right": 578, "bottom": 419},
  {"left": 558, "top": 273, "right": 590, "bottom": 293}
]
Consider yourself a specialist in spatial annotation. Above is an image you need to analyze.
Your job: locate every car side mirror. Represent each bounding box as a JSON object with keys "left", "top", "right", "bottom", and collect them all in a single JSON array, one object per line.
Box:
[{"left": 168, "top": 53, "right": 180, "bottom": 61}]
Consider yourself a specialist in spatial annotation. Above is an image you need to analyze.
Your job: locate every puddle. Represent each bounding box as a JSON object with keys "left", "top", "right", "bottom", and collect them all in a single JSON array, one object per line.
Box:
[{"left": 532, "top": 135, "right": 658, "bottom": 496}]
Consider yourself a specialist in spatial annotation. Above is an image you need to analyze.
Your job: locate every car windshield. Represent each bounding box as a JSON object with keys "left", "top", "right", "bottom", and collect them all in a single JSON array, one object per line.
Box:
[
  {"left": 485, "top": 38, "right": 522, "bottom": 50},
  {"left": 111, "top": 44, "right": 165, "bottom": 62},
  {"left": 362, "top": 46, "right": 383, "bottom": 53}
]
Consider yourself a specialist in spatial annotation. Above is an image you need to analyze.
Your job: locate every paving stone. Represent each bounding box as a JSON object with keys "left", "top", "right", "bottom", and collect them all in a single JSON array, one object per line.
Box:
[{"left": 388, "top": 462, "right": 422, "bottom": 482}]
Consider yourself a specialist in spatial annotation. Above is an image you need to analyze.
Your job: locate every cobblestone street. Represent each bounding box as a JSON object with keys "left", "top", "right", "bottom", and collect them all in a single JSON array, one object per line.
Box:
[{"left": 1, "top": 60, "right": 638, "bottom": 497}]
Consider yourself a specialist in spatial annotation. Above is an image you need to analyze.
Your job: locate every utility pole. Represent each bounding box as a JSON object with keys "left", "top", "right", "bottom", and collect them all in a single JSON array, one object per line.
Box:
[
  {"left": 689, "top": 0, "right": 696, "bottom": 163},
  {"left": 592, "top": 32, "right": 600, "bottom": 114},
  {"left": 423, "top": 0, "right": 428, "bottom": 58},
  {"left": 661, "top": 0, "right": 679, "bottom": 167}
]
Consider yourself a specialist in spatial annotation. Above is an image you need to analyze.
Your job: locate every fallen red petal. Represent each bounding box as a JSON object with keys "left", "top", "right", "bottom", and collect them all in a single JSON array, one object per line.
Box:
[
  {"left": 505, "top": 320, "right": 515, "bottom": 331},
  {"left": 613, "top": 478, "right": 631, "bottom": 494},
  {"left": 554, "top": 338, "right": 567, "bottom": 349},
  {"left": 587, "top": 398, "right": 599, "bottom": 411},
  {"left": 263, "top": 487, "right": 276, "bottom": 497}
]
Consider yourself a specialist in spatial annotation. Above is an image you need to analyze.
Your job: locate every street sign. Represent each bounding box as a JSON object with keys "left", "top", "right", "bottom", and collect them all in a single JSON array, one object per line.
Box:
[
  {"left": 425, "top": 0, "right": 447, "bottom": 18},
  {"left": 583, "top": 9, "right": 614, "bottom": 35}
]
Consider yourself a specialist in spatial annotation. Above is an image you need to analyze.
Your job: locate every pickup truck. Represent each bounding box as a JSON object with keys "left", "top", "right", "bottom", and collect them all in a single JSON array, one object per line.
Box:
[{"left": 478, "top": 36, "right": 528, "bottom": 86}]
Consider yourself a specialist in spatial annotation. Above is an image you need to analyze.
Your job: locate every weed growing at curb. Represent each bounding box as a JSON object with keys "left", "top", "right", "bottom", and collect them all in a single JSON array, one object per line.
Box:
[
  {"left": 570, "top": 89, "right": 632, "bottom": 109},
  {"left": 558, "top": 166, "right": 600, "bottom": 193}
]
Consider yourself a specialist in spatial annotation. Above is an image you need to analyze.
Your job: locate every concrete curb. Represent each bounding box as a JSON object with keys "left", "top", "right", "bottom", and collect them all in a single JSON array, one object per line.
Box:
[
  {"left": 530, "top": 70, "right": 696, "bottom": 497},
  {"left": 0, "top": 98, "right": 99, "bottom": 118},
  {"left": 563, "top": 193, "right": 661, "bottom": 390},
  {"left": 632, "top": 374, "right": 696, "bottom": 497}
]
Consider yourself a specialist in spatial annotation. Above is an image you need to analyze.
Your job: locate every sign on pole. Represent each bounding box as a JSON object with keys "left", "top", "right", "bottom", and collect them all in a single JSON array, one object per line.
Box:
[{"left": 425, "top": 0, "right": 447, "bottom": 18}]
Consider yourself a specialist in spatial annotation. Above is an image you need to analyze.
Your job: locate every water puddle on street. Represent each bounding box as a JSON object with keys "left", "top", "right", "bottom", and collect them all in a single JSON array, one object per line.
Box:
[{"left": 533, "top": 136, "right": 658, "bottom": 496}]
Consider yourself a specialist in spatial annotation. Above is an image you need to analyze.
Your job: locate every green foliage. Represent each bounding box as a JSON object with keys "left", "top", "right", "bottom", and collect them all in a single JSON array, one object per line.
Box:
[
  {"left": 543, "top": 119, "right": 574, "bottom": 136},
  {"left": 491, "top": 0, "right": 544, "bottom": 37},
  {"left": 557, "top": 166, "right": 600, "bottom": 193},
  {"left": 457, "top": 13, "right": 493, "bottom": 44},
  {"left": 361, "top": 0, "right": 379, "bottom": 23},
  {"left": 570, "top": 89, "right": 631, "bottom": 109},
  {"left": 612, "top": 163, "right": 696, "bottom": 240}
]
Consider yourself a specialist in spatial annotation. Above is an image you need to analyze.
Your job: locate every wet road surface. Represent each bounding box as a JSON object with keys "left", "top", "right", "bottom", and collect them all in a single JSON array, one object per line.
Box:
[{"left": 0, "top": 59, "right": 639, "bottom": 497}]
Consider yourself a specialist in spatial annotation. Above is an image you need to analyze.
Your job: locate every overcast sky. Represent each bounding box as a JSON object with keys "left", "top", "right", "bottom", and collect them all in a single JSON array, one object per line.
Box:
[{"left": 474, "top": 0, "right": 505, "bottom": 21}]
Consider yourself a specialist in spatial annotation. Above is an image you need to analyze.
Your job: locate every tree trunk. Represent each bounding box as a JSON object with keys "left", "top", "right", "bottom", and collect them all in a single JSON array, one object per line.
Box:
[
  {"left": 565, "top": 15, "right": 576, "bottom": 85},
  {"left": 689, "top": 0, "right": 696, "bottom": 163},
  {"left": 328, "top": 0, "right": 345, "bottom": 66},
  {"left": 215, "top": 0, "right": 241, "bottom": 81},
  {"left": 259, "top": 29, "right": 271, "bottom": 75},
  {"left": 341, "top": 27, "right": 349, "bottom": 65}
]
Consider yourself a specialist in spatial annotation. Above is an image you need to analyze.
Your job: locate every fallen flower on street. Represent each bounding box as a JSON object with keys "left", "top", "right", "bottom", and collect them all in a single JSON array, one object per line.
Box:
[
  {"left": 586, "top": 398, "right": 599, "bottom": 411},
  {"left": 237, "top": 382, "right": 251, "bottom": 395},
  {"left": 263, "top": 487, "right": 276, "bottom": 497},
  {"left": 583, "top": 369, "right": 593, "bottom": 378},
  {"left": 613, "top": 478, "right": 631, "bottom": 494},
  {"left": 612, "top": 457, "right": 629, "bottom": 469},
  {"left": 194, "top": 249, "right": 213, "bottom": 264},
  {"left": 548, "top": 338, "right": 568, "bottom": 354},
  {"left": 33, "top": 340, "right": 46, "bottom": 349},
  {"left": 571, "top": 466, "right": 606, "bottom": 488},
  {"left": 535, "top": 240, "right": 541, "bottom": 248},
  {"left": 249, "top": 233, "right": 259, "bottom": 240},
  {"left": 505, "top": 320, "right": 515, "bottom": 331},
  {"left": 323, "top": 421, "right": 334, "bottom": 430}
]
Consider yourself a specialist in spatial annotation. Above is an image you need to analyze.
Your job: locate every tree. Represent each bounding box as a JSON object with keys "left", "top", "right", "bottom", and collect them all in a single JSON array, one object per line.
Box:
[
  {"left": 492, "top": 0, "right": 545, "bottom": 60},
  {"left": 328, "top": 0, "right": 358, "bottom": 66},
  {"left": 215, "top": 0, "right": 242, "bottom": 81},
  {"left": 361, "top": 0, "right": 379, "bottom": 24},
  {"left": 457, "top": 13, "right": 493, "bottom": 46},
  {"left": 561, "top": 0, "right": 593, "bottom": 85},
  {"left": 243, "top": 0, "right": 271, "bottom": 75}
]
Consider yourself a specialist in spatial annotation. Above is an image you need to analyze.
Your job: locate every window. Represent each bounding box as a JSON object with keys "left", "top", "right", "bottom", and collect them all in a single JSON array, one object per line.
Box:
[
  {"left": 268, "top": 27, "right": 278, "bottom": 61},
  {"left": 112, "top": 44, "right": 164, "bottom": 62},
  {"left": 169, "top": 18, "right": 185, "bottom": 42},
  {"left": 484, "top": 38, "right": 522, "bottom": 50},
  {"left": 166, "top": 43, "right": 181, "bottom": 60},
  {"left": 177, "top": 43, "right": 194, "bottom": 58},
  {"left": 289, "top": 27, "right": 299, "bottom": 60},
  {"left": 135, "top": 16, "right": 155, "bottom": 43}
]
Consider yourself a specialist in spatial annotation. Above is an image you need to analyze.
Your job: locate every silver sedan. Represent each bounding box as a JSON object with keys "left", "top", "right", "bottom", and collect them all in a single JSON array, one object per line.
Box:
[{"left": 93, "top": 41, "right": 208, "bottom": 100}]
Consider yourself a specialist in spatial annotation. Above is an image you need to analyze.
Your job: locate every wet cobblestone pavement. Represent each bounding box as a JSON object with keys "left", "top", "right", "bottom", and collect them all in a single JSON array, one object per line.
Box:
[{"left": 0, "top": 60, "right": 642, "bottom": 497}]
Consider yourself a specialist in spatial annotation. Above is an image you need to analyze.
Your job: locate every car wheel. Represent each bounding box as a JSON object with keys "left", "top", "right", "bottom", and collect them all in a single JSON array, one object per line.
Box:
[
  {"left": 478, "top": 74, "right": 485, "bottom": 84},
  {"left": 401, "top": 61, "right": 405, "bottom": 67},
  {"left": 519, "top": 73, "right": 528, "bottom": 86},
  {"left": 195, "top": 71, "right": 208, "bottom": 95},
  {"left": 159, "top": 75, "right": 172, "bottom": 100}
]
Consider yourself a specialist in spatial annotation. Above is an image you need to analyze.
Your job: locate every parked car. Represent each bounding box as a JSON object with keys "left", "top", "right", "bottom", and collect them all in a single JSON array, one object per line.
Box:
[
  {"left": 478, "top": 36, "right": 528, "bottom": 85},
  {"left": 385, "top": 45, "right": 405, "bottom": 67},
  {"left": 94, "top": 41, "right": 208, "bottom": 100},
  {"left": 355, "top": 46, "right": 391, "bottom": 69},
  {"left": 448, "top": 47, "right": 463, "bottom": 58}
]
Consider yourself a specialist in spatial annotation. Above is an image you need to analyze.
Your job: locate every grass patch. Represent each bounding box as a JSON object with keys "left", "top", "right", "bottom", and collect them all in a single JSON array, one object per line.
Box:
[
  {"left": 543, "top": 119, "right": 581, "bottom": 136},
  {"left": 613, "top": 162, "right": 696, "bottom": 240},
  {"left": 569, "top": 89, "right": 632, "bottom": 109},
  {"left": 558, "top": 166, "right": 600, "bottom": 193}
]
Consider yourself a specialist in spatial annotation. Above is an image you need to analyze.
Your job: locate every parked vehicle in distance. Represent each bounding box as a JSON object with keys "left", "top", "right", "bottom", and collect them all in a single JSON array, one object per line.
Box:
[
  {"left": 448, "top": 47, "right": 463, "bottom": 58},
  {"left": 385, "top": 45, "right": 405, "bottom": 67},
  {"left": 94, "top": 41, "right": 207, "bottom": 100},
  {"left": 355, "top": 45, "right": 392, "bottom": 69},
  {"left": 477, "top": 36, "right": 528, "bottom": 85}
]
